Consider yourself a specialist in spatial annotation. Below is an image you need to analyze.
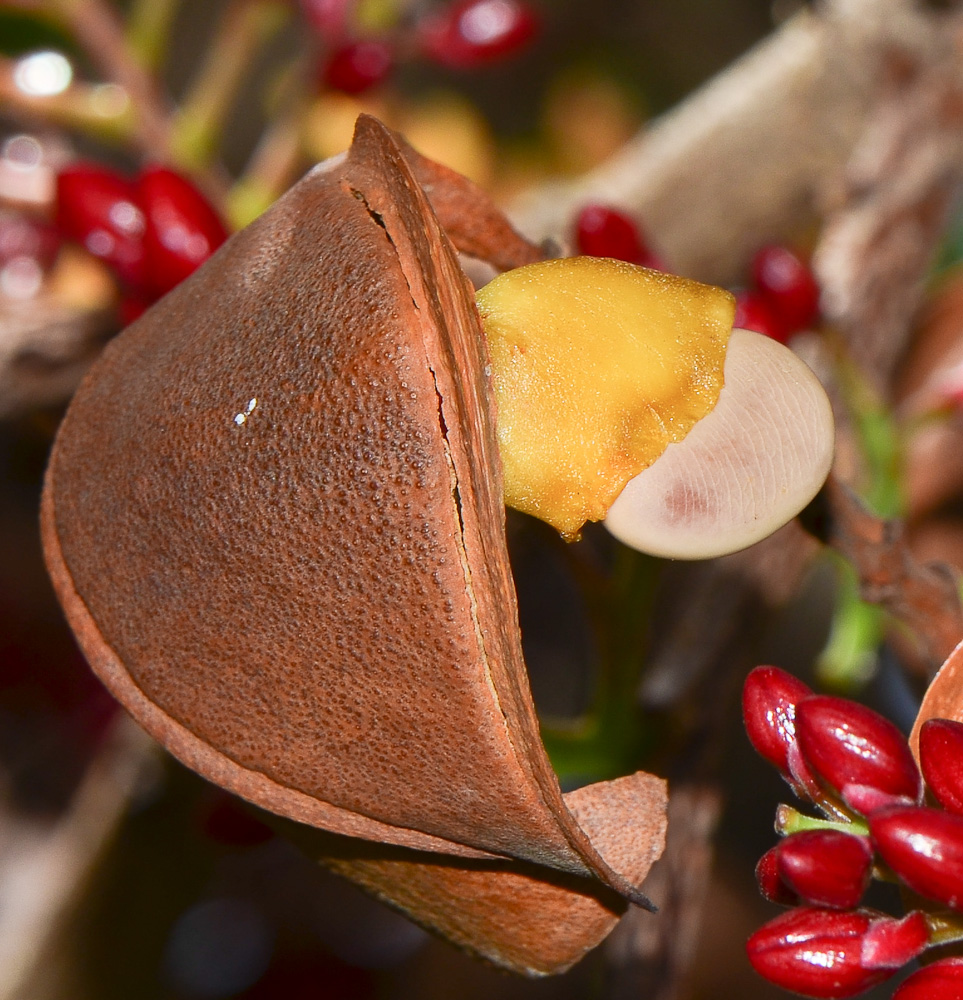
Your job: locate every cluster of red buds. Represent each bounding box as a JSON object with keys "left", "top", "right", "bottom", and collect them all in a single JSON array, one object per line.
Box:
[
  {"left": 744, "top": 665, "right": 963, "bottom": 998},
  {"left": 571, "top": 204, "right": 820, "bottom": 345},
  {"left": 299, "top": 0, "right": 539, "bottom": 95},
  {"left": 54, "top": 163, "right": 228, "bottom": 323},
  {"left": 733, "top": 244, "right": 820, "bottom": 345}
]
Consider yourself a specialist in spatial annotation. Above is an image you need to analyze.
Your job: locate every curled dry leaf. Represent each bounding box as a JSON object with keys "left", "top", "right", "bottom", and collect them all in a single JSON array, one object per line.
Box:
[{"left": 40, "top": 115, "right": 667, "bottom": 976}]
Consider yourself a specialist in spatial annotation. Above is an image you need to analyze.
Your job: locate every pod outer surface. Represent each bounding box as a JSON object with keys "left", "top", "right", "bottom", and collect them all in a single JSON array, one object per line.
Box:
[
  {"left": 41, "top": 117, "right": 665, "bottom": 906},
  {"left": 290, "top": 770, "right": 667, "bottom": 976}
]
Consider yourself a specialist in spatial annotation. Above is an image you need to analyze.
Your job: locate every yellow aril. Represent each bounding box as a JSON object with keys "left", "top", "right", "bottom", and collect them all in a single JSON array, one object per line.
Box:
[{"left": 475, "top": 256, "right": 735, "bottom": 538}]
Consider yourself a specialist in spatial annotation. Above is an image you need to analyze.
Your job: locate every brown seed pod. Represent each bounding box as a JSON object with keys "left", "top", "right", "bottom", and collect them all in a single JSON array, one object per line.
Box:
[{"left": 40, "top": 115, "right": 667, "bottom": 975}]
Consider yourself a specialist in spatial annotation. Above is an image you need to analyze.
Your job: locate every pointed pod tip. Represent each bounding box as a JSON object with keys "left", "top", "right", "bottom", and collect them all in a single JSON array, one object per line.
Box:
[{"left": 626, "top": 886, "right": 658, "bottom": 912}]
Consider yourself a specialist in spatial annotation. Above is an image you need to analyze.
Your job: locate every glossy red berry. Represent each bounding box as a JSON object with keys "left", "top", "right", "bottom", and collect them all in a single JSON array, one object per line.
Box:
[
  {"left": 575, "top": 205, "right": 645, "bottom": 261},
  {"left": 751, "top": 244, "right": 820, "bottom": 332},
  {"left": 742, "top": 665, "right": 813, "bottom": 778},
  {"left": 870, "top": 806, "right": 963, "bottom": 909},
  {"left": 775, "top": 830, "right": 872, "bottom": 909},
  {"left": 299, "top": 0, "right": 355, "bottom": 40},
  {"left": 418, "top": 0, "right": 538, "bottom": 69},
  {"left": 795, "top": 696, "right": 922, "bottom": 807},
  {"left": 0, "top": 212, "right": 61, "bottom": 269},
  {"left": 137, "top": 167, "right": 228, "bottom": 299},
  {"left": 919, "top": 718, "right": 963, "bottom": 816},
  {"left": 56, "top": 164, "right": 147, "bottom": 291},
  {"left": 322, "top": 39, "right": 394, "bottom": 94},
  {"left": 747, "top": 908, "right": 921, "bottom": 999},
  {"left": 755, "top": 845, "right": 800, "bottom": 906},
  {"left": 733, "top": 288, "right": 790, "bottom": 343},
  {"left": 893, "top": 957, "right": 963, "bottom": 1000}
]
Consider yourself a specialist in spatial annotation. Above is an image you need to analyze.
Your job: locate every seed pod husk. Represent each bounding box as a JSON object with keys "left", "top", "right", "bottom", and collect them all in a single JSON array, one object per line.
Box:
[{"left": 41, "top": 115, "right": 667, "bottom": 975}]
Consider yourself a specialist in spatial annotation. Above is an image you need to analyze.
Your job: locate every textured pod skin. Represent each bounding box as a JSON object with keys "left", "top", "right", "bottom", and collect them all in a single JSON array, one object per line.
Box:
[{"left": 41, "top": 116, "right": 666, "bottom": 975}]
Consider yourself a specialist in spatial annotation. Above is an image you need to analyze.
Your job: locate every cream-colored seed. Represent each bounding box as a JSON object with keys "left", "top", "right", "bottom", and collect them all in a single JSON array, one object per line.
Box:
[{"left": 604, "top": 328, "right": 835, "bottom": 559}]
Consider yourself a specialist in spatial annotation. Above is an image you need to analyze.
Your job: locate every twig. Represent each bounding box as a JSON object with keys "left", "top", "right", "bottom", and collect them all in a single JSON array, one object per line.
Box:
[
  {"left": 3, "top": 0, "right": 230, "bottom": 201},
  {"left": 228, "top": 95, "right": 307, "bottom": 228},
  {"left": 813, "top": 18, "right": 963, "bottom": 391},
  {"left": 124, "top": 0, "right": 182, "bottom": 72},
  {"left": 605, "top": 786, "right": 721, "bottom": 1000},
  {"left": 0, "top": 717, "right": 158, "bottom": 1000},
  {"left": 0, "top": 55, "right": 134, "bottom": 143},
  {"left": 826, "top": 474, "right": 963, "bottom": 673},
  {"left": 227, "top": 58, "right": 311, "bottom": 228},
  {"left": 48, "top": 0, "right": 175, "bottom": 157},
  {"left": 171, "top": 0, "right": 290, "bottom": 172}
]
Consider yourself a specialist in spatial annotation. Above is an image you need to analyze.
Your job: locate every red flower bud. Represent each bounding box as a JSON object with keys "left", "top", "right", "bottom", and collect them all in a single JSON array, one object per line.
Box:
[
  {"left": 56, "top": 164, "right": 147, "bottom": 292},
  {"left": 733, "top": 289, "right": 790, "bottom": 344},
  {"left": 840, "top": 784, "right": 916, "bottom": 817},
  {"left": 755, "top": 845, "right": 800, "bottom": 906},
  {"left": 796, "top": 696, "right": 922, "bottom": 805},
  {"left": 860, "top": 911, "right": 928, "bottom": 970},
  {"left": 870, "top": 806, "right": 963, "bottom": 909},
  {"left": 750, "top": 244, "right": 820, "bottom": 332},
  {"left": 893, "top": 957, "right": 963, "bottom": 1000},
  {"left": 322, "top": 39, "right": 394, "bottom": 94},
  {"left": 775, "top": 830, "right": 872, "bottom": 909},
  {"left": 747, "top": 908, "right": 921, "bottom": 998},
  {"left": 742, "top": 665, "right": 813, "bottom": 777},
  {"left": 137, "top": 167, "right": 228, "bottom": 299},
  {"left": 418, "top": 0, "right": 538, "bottom": 69},
  {"left": 919, "top": 718, "right": 963, "bottom": 816}
]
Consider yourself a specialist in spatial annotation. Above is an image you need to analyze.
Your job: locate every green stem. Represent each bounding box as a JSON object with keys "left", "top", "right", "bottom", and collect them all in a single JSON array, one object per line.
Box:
[
  {"left": 835, "top": 351, "right": 904, "bottom": 520},
  {"left": 541, "top": 545, "right": 658, "bottom": 782},
  {"left": 227, "top": 61, "right": 308, "bottom": 228},
  {"left": 171, "top": 0, "right": 289, "bottom": 172},
  {"left": 775, "top": 803, "right": 869, "bottom": 837},
  {"left": 0, "top": 57, "right": 135, "bottom": 143},
  {"left": 926, "top": 912, "right": 963, "bottom": 948},
  {"left": 48, "top": 0, "right": 175, "bottom": 156},
  {"left": 816, "top": 347, "right": 905, "bottom": 689},
  {"left": 125, "top": 0, "right": 181, "bottom": 71},
  {"left": 816, "top": 555, "right": 885, "bottom": 689}
]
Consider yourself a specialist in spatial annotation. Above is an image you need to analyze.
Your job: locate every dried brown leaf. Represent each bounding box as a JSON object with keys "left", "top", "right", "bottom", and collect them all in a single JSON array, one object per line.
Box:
[{"left": 827, "top": 476, "right": 963, "bottom": 675}]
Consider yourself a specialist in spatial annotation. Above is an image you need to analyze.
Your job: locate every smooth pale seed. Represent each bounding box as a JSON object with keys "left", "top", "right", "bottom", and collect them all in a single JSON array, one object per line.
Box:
[{"left": 604, "top": 327, "right": 834, "bottom": 559}]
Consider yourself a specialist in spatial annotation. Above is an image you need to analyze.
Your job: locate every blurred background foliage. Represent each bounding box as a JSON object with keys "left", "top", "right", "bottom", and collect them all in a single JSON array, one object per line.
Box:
[{"left": 3, "top": 0, "right": 962, "bottom": 998}]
